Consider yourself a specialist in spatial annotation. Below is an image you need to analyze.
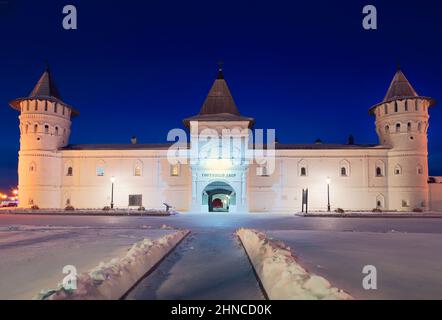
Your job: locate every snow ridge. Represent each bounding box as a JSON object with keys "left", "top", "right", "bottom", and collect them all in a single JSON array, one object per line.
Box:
[
  {"left": 35, "top": 229, "right": 189, "bottom": 300},
  {"left": 236, "top": 228, "right": 353, "bottom": 300}
]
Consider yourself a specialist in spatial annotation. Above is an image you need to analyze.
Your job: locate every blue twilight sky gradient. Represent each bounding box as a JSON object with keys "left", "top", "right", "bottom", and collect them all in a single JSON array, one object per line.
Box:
[{"left": 0, "top": 0, "right": 442, "bottom": 192}]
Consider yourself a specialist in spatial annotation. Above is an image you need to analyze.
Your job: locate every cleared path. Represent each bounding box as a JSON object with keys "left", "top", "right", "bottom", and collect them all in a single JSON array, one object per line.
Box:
[{"left": 126, "top": 230, "right": 264, "bottom": 300}]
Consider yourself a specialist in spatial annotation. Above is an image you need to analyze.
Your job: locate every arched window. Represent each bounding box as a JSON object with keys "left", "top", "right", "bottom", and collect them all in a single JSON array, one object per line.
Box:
[
  {"left": 394, "top": 102, "right": 398, "bottom": 112},
  {"left": 375, "top": 160, "right": 385, "bottom": 177},
  {"left": 96, "top": 161, "right": 105, "bottom": 177},
  {"left": 67, "top": 167, "right": 73, "bottom": 176},
  {"left": 385, "top": 125, "right": 390, "bottom": 134},
  {"left": 298, "top": 159, "right": 308, "bottom": 177},
  {"left": 54, "top": 103, "right": 58, "bottom": 113},
  {"left": 171, "top": 163, "right": 180, "bottom": 176},
  {"left": 417, "top": 164, "right": 424, "bottom": 175},
  {"left": 407, "top": 122, "right": 412, "bottom": 132},
  {"left": 44, "top": 125, "right": 49, "bottom": 134},
  {"left": 384, "top": 104, "right": 388, "bottom": 114},
  {"left": 405, "top": 100, "right": 408, "bottom": 111},
  {"left": 134, "top": 160, "right": 143, "bottom": 177},
  {"left": 376, "top": 194, "right": 385, "bottom": 209},
  {"left": 44, "top": 101, "right": 48, "bottom": 111},
  {"left": 26, "top": 101, "right": 30, "bottom": 111},
  {"left": 415, "top": 100, "right": 419, "bottom": 111},
  {"left": 34, "top": 100, "right": 38, "bottom": 111},
  {"left": 55, "top": 127, "right": 59, "bottom": 136},
  {"left": 25, "top": 124, "right": 29, "bottom": 134},
  {"left": 394, "top": 164, "right": 402, "bottom": 176},
  {"left": 396, "top": 123, "right": 401, "bottom": 133},
  {"left": 34, "top": 124, "right": 38, "bottom": 133},
  {"left": 340, "top": 160, "right": 350, "bottom": 177}
]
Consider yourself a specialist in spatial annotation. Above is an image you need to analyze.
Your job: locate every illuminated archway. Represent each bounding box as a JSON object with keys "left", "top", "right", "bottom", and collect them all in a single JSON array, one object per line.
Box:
[{"left": 202, "top": 181, "right": 235, "bottom": 212}]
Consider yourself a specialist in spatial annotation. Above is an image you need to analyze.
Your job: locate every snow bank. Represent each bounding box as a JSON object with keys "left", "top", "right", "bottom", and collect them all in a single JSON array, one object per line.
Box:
[
  {"left": 36, "top": 229, "right": 189, "bottom": 300},
  {"left": 236, "top": 228, "right": 353, "bottom": 300}
]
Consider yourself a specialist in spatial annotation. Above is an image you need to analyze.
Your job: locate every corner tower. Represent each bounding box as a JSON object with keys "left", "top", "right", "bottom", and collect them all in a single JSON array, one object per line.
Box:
[
  {"left": 10, "top": 66, "right": 79, "bottom": 208},
  {"left": 370, "top": 67, "right": 436, "bottom": 211}
]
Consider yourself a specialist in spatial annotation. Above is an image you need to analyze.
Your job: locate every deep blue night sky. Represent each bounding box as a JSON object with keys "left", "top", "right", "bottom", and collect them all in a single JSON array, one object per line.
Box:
[{"left": 1, "top": 0, "right": 442, "bottom": 192}]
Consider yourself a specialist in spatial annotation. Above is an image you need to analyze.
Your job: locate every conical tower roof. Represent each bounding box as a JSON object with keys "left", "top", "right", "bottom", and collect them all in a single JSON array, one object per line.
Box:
[
  {"left": 369, "top": 67, "right": 435, "bottom": 114},
  {"left": 383, "top": 69, "right": 418, "bottom": 102},
  {"left": 29, "top": 66, "right": 62, "bottom": 100},
  {"left": 10, "top": 66, "right": 79, "bottom": 116},
  {"left": 184, "top": 66, "right": 254, "bottom": 127},
  {"left": 198, "top": 68, "right": 241, "bottom": 116}
]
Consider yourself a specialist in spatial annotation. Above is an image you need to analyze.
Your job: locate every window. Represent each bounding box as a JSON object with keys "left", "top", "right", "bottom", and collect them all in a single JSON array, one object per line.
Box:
[
  {"left": 418, "top": 122, "right": 423, "bottom": 132},
  {"left": 25, "top": 124, "right": 29, "bottom": 134},
  {"left": 415, "top": 100, "right": 419, "bottom": 111},
  {"left": 402, "top": 200, "right": 410, "bottom": 208},
  {"left": 45, "top": 125, "right": 49, "bottom": 134},
  {"left": 395, "top": 123, "right": 401, "bottom": 133},
  {"left": 29, "top": 162, "right": 36, "bottom": 172},
  {"left": 134, "top": 160, "right": 143, "bottom": 177},
  {"left": 67, "top": 167, "right": 73, "bottom": 176},
  {"left": 34, "top": 124, "right": 38, "bottom": 133},
  {"left": 407, "top": 122, "right": 412, "bottom": 132},
  {"left": 405, "top": 100, "right": 408, "bottom": 111},
  {"left": 129, "top": 195, "right": 142, "bottom": 207},
  {"left": 96, "top": 167, "right": 105, "bottom": 176},
  {"left": 44, "top": 101, "right": 48, "bottom": 111},
  {"left": 394, "top": 165, "right": 402, "bottom": 176},
  {"left": 376, "top": 167, "right": 382, "bottom": 176},
  {"left": 384, "top": 104, "right": 388, "bottom": 114},
  {"left": 54, "top": 103, "right": 58, "bottom": 113},
  {"left": 340, "top": 160, "right": 350, "bottom": 177},
  {"left": 298, "top": 159, "right": 308, "bottom": 177},
  {"left": 300, "top": 167, "right": 307, "bottom": 176},
  {"left": 376, "top": 194, "right": 385, "bottom": 209},
  {"left": 394, "top": 102, "right": 398, "bottom": 112},
  {"left": 171, "top": 164, "right": 180, "bottom": 176},
  {"left": 35, "top": 101, "right": 38, "bottom": 111},
  {"left": 26, "top": 101, "right": 30, "bottom": 111},
  {"left": 257, "top": 165, "right": 269, "bottom": 177},
  {"left": 55, "top": 127, "right": 59, "bottom": 135},
  {"left": 385, "top": 125, "right": 390, "bottom": 134},
  {"left": 62, "top": 106, "right": 65, "bottom": 115},
  {"left": 417, "top": 165, "right": 423, "bottom": 175},
  {"left": 341, "top": 167, "right": 347, "bottom": 177}
]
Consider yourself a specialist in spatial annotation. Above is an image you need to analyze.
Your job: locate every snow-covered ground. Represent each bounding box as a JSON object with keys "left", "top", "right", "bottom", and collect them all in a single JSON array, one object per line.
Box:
[
  {"left": 1, "top": 213, "right": 442, "bottom": 300},
  {"left": 0, "top": 225, "right": 176, "bottom": 299}
]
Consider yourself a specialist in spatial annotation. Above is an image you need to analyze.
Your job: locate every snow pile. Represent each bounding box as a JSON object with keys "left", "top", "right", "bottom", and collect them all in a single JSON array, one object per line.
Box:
[
  {"left": 36, "top": 229, "right": 189, "bottom": 300},
  {"left": 236, "top": 228, "right": 353, "bottom": 300}
]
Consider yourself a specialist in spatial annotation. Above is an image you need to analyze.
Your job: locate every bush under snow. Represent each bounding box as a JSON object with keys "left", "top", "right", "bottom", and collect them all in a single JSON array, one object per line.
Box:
[
  {"left": 236, "top": 228, "right": 353, "bottom": 300},
  {"left": 36, "top": 229, "right": 189, "bottom": 300}
]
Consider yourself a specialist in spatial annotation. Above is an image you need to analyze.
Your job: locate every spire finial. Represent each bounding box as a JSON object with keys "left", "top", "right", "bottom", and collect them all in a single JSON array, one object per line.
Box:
[
  {"left": 44, "top": 59, "right": 50, "bottom": 72},
  {"left": 217, "top": 60, "right": 224, "bottom": 79}
]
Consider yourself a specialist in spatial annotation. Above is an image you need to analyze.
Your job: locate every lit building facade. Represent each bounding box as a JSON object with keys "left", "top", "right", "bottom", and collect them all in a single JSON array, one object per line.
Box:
[{"left": 9, "top": 66, "right": 442, "bottom": 212}]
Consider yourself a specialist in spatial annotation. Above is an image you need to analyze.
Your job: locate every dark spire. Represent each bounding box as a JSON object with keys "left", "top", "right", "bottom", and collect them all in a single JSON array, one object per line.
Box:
[{"left": 217, "top": 61, "right": 224, "bottom": 79}]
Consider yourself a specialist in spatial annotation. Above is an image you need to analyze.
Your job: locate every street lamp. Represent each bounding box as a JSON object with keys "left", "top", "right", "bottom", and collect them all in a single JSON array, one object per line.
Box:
[
  {"left": 326, "top": 177, "right": 331, "bottom": 212},
  {"left": 110, "top": 176, "right": 116, "bottom": 209}
]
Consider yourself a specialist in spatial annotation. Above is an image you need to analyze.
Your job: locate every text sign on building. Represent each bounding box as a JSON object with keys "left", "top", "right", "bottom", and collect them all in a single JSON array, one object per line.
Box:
[{"left": 201, "top": 173, "right": 237, "bottom": 179}]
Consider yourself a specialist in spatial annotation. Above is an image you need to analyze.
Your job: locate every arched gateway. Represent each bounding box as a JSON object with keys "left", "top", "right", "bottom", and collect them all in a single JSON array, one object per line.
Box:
[{"left": 202, "top": 181, "right": 236, "bottom": 212}]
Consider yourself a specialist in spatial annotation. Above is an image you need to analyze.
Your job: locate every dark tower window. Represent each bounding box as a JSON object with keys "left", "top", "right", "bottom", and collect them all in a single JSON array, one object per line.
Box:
[
  {"left": 415, "top": 100, "right": 419, "bottom": 111},
  {"left": 405, "top": 101, "right": 408, "bottom": 111},
  {"left": 34, "top": 124, "right": 38, "bottom": 133},
  {"left": 67, "top": 167, "right": 73, "bottom": 176},
  {"left": 376, "top": 167, "right": 383, "bottom": 177},
  {"left": 55, "top": 127, "right": 59, "bottom": 135},
  {"left": 384, "top": 104, "right": 388, "bottom": 114},
  {"left": 407, "top": 122, "right": 412, "bottom": 132},
  {"left": 396, "top": 123, "right": 401, "bottom": 133},
  {"left": 54, "top": 103, "right": 58, "bottom": 113},
  {"left": 394, "top": 102, "right": 398, "bottom": 112},
  {"left": 45, "top": 125, "right": 49, "bottom": 134}
]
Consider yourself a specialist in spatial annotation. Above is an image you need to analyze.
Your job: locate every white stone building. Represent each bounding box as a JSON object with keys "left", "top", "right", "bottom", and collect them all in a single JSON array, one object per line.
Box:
[{"left": 9, "top": 66, "right": 442, "bottom": 212}]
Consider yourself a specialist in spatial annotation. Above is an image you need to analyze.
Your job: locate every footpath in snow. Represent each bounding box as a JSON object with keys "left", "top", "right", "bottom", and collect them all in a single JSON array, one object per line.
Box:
[{"left": 126, "top": 230, "right": 265, "bottom": 300}]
